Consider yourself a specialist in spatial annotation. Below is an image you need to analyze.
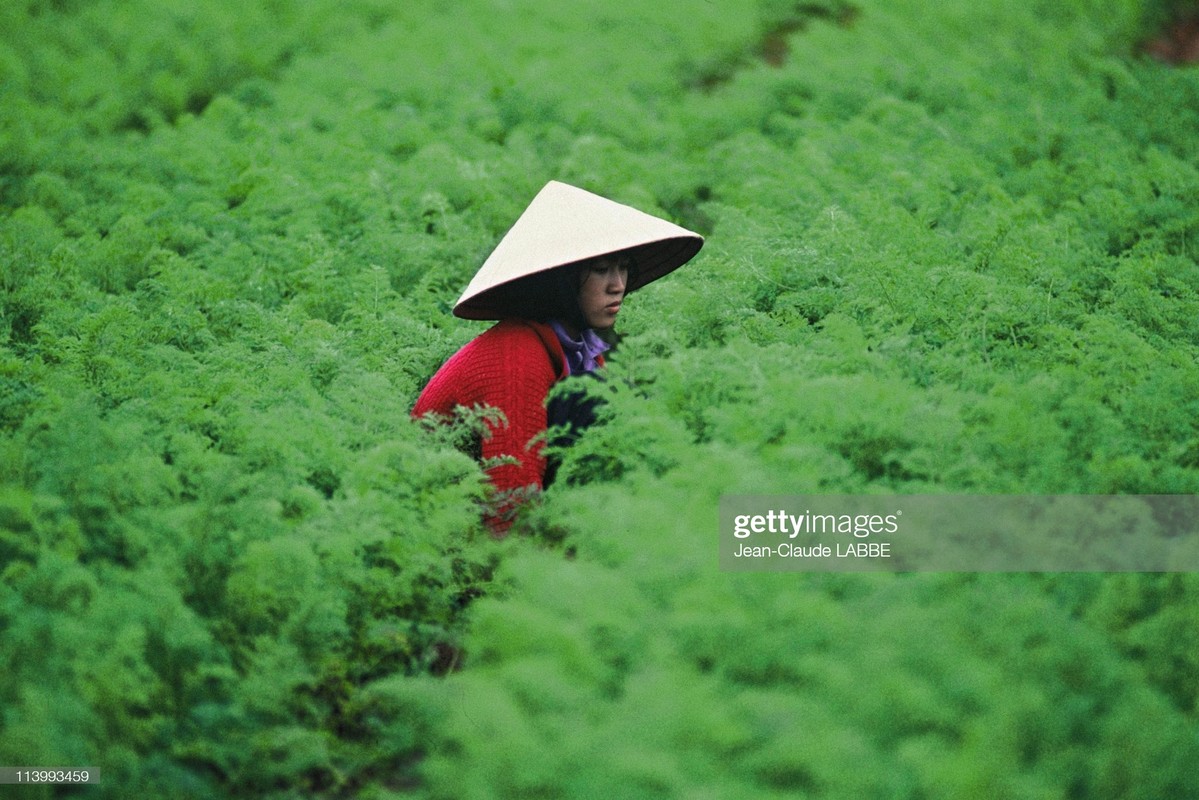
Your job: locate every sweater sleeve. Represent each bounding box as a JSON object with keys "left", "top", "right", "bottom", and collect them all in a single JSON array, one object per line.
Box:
[
  {"left": 412, "top": 321, "right": 563, "bottom": 532},
  {"left": 475, "top": 328, "right": 558, "bottom": 496}
]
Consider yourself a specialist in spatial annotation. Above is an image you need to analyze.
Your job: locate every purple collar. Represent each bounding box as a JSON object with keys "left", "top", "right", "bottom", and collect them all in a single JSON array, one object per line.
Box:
[{"left": 549, "top": 320, "right": 610, "bottom": 375}]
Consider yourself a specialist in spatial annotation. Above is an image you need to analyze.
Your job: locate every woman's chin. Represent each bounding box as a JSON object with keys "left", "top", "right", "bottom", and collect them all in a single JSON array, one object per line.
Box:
[{"left": 590, "top": 318, "right": 617, "bottom": 331}]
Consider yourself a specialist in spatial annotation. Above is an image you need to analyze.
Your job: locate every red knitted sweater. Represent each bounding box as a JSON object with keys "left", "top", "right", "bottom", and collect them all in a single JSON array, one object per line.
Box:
[{"left": 413, "top": 319, "right": 595, "bottom": 530}]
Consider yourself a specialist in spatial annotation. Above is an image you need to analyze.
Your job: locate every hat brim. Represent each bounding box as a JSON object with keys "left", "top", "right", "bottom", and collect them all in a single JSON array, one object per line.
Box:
[
  {"left": 451, "top": 181, "right": 705, "bottom": 321},
  {"left": 453, "top": 234, "right": 702, "bottom": 320}
]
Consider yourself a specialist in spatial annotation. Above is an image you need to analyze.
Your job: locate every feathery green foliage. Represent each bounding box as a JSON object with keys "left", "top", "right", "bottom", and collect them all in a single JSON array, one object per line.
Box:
[{"left": 3, "top": 0, "right": 1199, "bottom": 796}]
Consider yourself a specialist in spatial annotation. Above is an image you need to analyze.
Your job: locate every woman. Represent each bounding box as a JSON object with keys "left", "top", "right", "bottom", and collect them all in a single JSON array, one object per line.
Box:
[{"left": 412, "top": 180, "right": 703, "bottom": 533}]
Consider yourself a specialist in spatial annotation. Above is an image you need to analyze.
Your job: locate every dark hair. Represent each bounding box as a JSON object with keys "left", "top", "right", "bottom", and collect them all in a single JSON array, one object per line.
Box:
[
  {"left": 499, "top": 253, "right": 639, "bottom": 333},
  {"left": 489, "top": 265, "right": 582, "bottom": 329}
]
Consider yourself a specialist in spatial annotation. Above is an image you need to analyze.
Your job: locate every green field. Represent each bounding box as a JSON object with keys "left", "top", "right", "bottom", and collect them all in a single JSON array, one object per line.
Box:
[{"left": 3, "top": 0, "right": 1199, "bottom": 797}]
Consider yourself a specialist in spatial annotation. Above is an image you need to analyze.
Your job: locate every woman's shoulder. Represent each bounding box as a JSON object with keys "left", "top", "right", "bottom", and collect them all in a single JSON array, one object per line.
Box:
[
  {"left": 477, "top": 318, "right": 553, "bottom": 345},
  {"left": 414, "top": 319, "right": 563, "bottom": 416},
  {"left": 472, "top": 319, "right": 567, "bottom": 376}
]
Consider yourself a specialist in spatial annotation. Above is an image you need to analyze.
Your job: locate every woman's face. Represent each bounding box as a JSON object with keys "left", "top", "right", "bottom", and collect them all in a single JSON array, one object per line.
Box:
[{"left": 577, "top": 257, "right": 630, "bottom": 330}]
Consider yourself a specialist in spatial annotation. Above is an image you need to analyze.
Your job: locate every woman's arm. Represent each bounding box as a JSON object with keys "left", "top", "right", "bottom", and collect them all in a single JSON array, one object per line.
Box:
[
  {"left": 475, "top": 325, "right": 560, "bottom": 521},
  {"left": 414, "top": 321, "right": 562, "bottom": 533}
]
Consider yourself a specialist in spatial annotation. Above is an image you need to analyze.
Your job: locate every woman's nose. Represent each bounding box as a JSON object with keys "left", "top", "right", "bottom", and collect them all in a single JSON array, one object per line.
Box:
[{"left": 610, "top": 268, "right": 627, "bottom": 292}]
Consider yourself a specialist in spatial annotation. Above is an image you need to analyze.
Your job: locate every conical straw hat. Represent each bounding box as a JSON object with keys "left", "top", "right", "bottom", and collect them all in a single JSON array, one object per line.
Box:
[{"left": 453, "top": 180, "right": 704, "bottom": 320}]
